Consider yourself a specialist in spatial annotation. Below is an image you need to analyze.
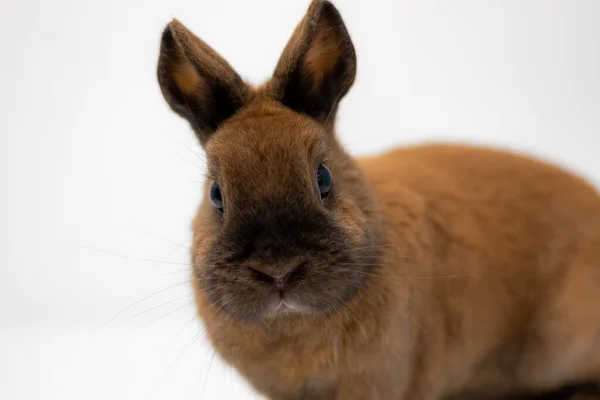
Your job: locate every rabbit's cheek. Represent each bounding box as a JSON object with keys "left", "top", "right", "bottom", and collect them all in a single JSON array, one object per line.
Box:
[
  {"left": 191, "top": 238, "right": 211, "bottom": 270},
  {"left": 333, "top": 196, "right": 368, "bottom": 246}
]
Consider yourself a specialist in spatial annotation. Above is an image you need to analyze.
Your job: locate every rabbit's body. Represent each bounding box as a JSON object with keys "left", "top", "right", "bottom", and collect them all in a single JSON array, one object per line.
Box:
[
  {"left": 361, "top": 144, "right": 600, "bottom": 398},
  {"left": 192, "top": 143, "right": 600, "bottom": 399},
  {"left": 156, "top": 1, "right": 600, "bottom": 398}
]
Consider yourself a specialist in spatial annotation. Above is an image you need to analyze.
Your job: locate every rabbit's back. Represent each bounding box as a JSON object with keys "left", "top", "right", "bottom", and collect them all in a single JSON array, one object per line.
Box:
[{"left": 358, "top": 143, "right": 600, "bottom": 396}]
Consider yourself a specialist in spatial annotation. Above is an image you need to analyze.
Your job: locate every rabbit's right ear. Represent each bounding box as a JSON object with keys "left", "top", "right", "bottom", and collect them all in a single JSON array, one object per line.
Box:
[
  {"left": 270, "top": 0, "right": 356, "bottom": 126},
  {"left": 157, "top": 20, "right": 251, "bottom": 145}
]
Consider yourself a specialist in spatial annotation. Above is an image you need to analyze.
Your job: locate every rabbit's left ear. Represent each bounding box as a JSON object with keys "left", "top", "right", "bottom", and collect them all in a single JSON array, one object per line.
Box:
[{"left": 270, "top": 0, "right": 356, "bottom": 125}]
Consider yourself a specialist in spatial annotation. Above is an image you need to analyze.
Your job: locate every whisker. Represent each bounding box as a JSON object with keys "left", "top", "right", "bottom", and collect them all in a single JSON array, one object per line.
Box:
[
  {"left": 166, "top": 328, "right": 204, "bottom": 378},
  {"left": 137, "top": 227, "right": 190, "bottom": 249},
  {"left": 161, "top": 246, "right": 192, "bottom": 263},
  {"left": 134, "top": 299, "right": 196, "bottom": 329},
  {"left": 121, "top": 293, "right": 194, "bottom": 324},
  {"left": 334, "top": 267, "right": 403, "bottom": 281},
  {"left": 203, "top": 171, "right": 217, "bottom": 182},
  {"left": 162, "top": 100, "right": 205, "bottom": 168},
  {"left": 99, "top": 279, "right": 191, "bottom": 329},
  {"left": 201, "top": 350, "right": 218, "bottom": 398},
  {"left": 324, "top": 90, "right": 343, "bottom": 127},
  {"left": 78, "top": 246, "right": 191, "bottom": 267},
  {"left": 183, "top": 95, "right": 203, "bottom": 139},
  {"left": 178, "top": 138, "right": 206, "bottom": 164},
  {"left": 162, "top": 315, "right": 199, "bottom": 352},
  {"left": 160, "top": 269, "right": 192, "bottom": 277},
  {"left": 337, "top": 265, "right": 496, "bottom": 281},
  {"left": 175, "top": 152, "right": 204, "bottom": 171},
  {"left": 164, "top": 302, "right": 232, "bottom": 380}
]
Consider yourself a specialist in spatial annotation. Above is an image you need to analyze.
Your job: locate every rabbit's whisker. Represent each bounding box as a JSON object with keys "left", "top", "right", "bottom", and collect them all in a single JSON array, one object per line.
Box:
[
  {"left": 134, "top": 299, "right": 196, "bottom": 329},
  {"left": 100, "top": 279, "right": 192, "bottom": 329},
  {"left": 117, "top": 292, "right": 194, "bottom": 326},
  {"left": 79, "top": 246, "right": 191, "bottom": 267}
]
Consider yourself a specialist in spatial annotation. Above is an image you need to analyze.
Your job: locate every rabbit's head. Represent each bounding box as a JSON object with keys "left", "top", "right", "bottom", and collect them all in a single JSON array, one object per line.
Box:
[{"left": 157, "top": 0, "right": 382, "bottom": 323}]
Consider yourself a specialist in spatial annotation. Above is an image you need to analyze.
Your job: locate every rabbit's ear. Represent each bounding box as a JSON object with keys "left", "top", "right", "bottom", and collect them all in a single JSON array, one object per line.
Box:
[
  {"left": 270, "top": 0, "right": 356, "bottom": 126},
  {"left": 157, "top": 20, "right": 250, "bottom": 145}
]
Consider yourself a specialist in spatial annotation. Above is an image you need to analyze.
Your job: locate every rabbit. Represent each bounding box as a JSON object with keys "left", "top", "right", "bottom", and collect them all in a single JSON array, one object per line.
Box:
[{"left": 156, "top": 0, "right": 600, "bottom": 399}]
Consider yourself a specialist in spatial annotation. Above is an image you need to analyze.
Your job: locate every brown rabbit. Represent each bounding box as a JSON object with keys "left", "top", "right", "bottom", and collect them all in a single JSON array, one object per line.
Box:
[{"left": 156, "top": 1, "right": 600, "bottom": 399}]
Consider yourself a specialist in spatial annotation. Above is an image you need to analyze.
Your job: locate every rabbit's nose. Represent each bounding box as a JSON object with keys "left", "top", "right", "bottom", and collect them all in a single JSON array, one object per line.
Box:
[{"left": 248, "top": 261, "right": 305, "bottom": 288}]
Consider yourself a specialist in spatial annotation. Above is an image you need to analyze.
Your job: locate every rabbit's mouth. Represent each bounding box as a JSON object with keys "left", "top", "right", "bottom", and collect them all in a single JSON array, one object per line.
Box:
[
  {"left": 266, "top": 296, "right": 313, "bottom": 318},
  {"left": 198, "top": 257, "right": 372, "bottom": 324}
]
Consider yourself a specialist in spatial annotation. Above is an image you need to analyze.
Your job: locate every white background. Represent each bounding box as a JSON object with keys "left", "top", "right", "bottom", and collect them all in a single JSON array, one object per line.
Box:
[{"left": 1, "top": 0, "right": 599, "bottom": 399}]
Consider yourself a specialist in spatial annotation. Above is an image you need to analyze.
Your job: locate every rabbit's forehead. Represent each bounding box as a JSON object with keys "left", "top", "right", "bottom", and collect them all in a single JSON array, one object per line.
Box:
[
  {"left": 218, "top": 135, "right": 318, "bottom": 195},
  {"left": 206, "top": 112, "right": 328, "bottom": 178}
]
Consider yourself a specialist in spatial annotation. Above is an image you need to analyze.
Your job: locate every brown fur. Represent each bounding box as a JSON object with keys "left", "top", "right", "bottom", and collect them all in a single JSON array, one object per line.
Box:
[
  {"left": 156, "top": 1, "right": 600, "bottom": 399},
  {"left": 172, "top": 59, "right": 204, "bottom": 96},
  {"left": 304, "top": 22, "right": 342, "bottom": 91}
]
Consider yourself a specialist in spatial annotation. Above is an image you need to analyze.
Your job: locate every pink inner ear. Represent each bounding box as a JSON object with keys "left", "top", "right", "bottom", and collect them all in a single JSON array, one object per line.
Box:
[
  {"left": 172, "top": 58, "right": 205, "bottom": 96},
  {"left": 303, "top": 21, "right": 342, "bottom": 91}
]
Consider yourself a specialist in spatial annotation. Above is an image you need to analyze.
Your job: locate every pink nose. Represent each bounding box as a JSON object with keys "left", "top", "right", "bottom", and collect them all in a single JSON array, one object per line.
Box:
[{"left": 249, "top": 262, "right": 304, "bottom": 287}]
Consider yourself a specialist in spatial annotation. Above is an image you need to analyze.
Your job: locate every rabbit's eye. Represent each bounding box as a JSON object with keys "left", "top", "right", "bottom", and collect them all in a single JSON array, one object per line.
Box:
[
  {"left": 209, "top": 181, "right": 224, "bottom": 213},
  {"left": 317, "top": 164, "right": 333, "bottom": 199}
]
